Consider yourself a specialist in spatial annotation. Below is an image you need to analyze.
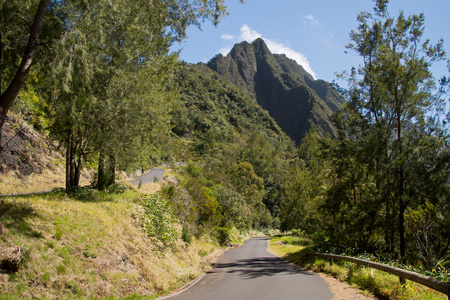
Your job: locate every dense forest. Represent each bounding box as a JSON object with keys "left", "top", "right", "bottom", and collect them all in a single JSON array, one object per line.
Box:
[{"left": 1, "top": 0, "right": 450, "bottom": 282}]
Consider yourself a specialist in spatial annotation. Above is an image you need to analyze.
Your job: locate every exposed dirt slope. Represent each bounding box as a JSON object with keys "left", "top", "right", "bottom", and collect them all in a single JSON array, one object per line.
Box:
[{"left": 0, "top": 114, "right": 92, "bottom": 195}]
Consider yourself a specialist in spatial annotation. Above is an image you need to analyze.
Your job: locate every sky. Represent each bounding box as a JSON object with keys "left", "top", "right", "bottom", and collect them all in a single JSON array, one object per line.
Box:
[{"left": 173, "top": 0, "right": 450, "bottom": 83}]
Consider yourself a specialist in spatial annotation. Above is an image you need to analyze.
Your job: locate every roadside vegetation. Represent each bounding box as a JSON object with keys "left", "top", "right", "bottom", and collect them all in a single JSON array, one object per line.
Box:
[
  {"left": 0, "top": 186, "right": 249, "bottom": 299},
  {"left": 277, "top": 1, "right": 450, "bottom": 293},
  {"left": 268, "top": 232, "right": 448, "bottom": 300}
]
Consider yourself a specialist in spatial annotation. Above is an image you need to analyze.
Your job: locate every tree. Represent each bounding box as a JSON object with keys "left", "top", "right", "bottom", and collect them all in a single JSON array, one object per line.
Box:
[
  {"left": 279, "top": 128, "right": 328, "bottom": 233},
  {"left": 0, "top": 0, "right": 53, "bottom": 149},
  {"left": 0, "top": 0, "right": 233, "bottom": 175},
  {"left": 330, "top": 0, "right": 449, "bottom": 261},
  {"left": 41, "top": 0, "right": 230, "bottom": 189}
]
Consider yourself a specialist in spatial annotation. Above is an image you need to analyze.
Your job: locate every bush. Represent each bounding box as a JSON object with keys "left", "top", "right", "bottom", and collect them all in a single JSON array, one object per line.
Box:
[
  {"left": 139, "top": 193, "right": 179, "bottom": 246},
  {"left": 181, "top": 225, "right": 192, "bottom": 245},
  {"left": 67, "top": 186, "right": 96, "bottom": 201},
  {"left": 291, "top": 229, "right": 306, "bottom": 238},
  {"left": 106, "top": 183, "right": 131, "bottom": 194},
  {"left": 216, "top": 227, "right": 231, "bottom": 246}
]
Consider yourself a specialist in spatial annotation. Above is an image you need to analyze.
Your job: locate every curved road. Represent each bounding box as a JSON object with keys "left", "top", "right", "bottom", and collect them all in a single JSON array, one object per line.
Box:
[
  {"left": 132, "top": 168, "right": 166, "bottom": 185},
  {"left": 163, "top": 237, "right": 332, "bottom": 300}
]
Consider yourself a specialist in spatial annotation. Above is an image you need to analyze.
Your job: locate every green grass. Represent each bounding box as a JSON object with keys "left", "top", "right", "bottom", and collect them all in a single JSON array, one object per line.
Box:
[
  {"left": 268, "top": 235, "right": 447, "bottom": 300},
  {"left": 0, "top": 189, "right": 222, "bottom": 299}
]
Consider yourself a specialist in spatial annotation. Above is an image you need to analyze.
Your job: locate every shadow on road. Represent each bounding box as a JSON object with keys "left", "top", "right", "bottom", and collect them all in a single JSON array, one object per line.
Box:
[{"left": 211, "top": 257, "right": 314, "bottom": 279}]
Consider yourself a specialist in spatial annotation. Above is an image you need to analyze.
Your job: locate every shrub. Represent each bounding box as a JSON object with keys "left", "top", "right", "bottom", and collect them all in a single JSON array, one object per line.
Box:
[
  {"left": 106, "top": 183, "right": 131, "bottom": 194},
  {"left": 139, "top": 193, "right": 179, "bottom": 246},
  {"left": 291, "top": 229, "right": 306, "bottom": 238},
  {"left": 216, "top": 227, "right": 231, "bottom": 246},
  {"left": 181, "top": 225, "right": 192, "bottom": 244}
]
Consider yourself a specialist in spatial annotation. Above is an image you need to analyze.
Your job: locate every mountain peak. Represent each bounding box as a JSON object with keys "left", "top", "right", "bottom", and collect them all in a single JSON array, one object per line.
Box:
[
  {"left": 207, "top": 40, "right": 343, "bottom": 144},
  {"left": 251, "top": 38, "right": 266, "bottom": 47}
]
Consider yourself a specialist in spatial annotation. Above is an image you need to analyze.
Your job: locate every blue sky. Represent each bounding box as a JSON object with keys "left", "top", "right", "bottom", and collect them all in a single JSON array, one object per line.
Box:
[{"left": 174, "top": 0, "right": 450, "bottom": 83}]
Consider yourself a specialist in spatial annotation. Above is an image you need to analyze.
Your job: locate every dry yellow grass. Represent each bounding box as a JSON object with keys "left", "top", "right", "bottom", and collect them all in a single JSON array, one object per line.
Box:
[
  {"left": 136, "top": 182, "right": 161, "bottom": 195},
  {"left": 0, "top": 168, "right": 92, "bottom": 195},
  {"left": 0, "top": 192, "right": 223, "bottom": 299}
]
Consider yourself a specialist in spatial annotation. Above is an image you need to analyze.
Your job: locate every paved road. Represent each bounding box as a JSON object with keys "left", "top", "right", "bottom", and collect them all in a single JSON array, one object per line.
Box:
[
  {"left": 163, "top": 237, "right": 332, "bottom": 300},
  {"left": 132, "top": 168, "right": 166, "bottom": 185}
]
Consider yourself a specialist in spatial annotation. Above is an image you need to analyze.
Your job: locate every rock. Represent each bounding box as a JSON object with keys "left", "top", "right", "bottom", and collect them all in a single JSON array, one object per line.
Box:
[{"left": 0, "top": 247, "right": 24, "bottom": 273}]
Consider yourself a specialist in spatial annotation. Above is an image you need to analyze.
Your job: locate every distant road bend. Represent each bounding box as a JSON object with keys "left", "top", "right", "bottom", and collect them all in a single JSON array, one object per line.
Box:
[
  {"left": 161, "top": 237, "right": 332, "bottom": 300},
  {"left": 132, "top": 168, "right": 166, "bottom": 185}
]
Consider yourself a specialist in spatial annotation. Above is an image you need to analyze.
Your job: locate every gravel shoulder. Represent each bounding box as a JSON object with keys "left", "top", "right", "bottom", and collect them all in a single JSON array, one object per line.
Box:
[{"left": 318, "top": 273, "right": 376, "bottom": 300}]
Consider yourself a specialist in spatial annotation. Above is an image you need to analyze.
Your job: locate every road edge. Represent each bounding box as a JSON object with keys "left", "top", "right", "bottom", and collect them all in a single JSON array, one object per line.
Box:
[{"left": 156, "top": 238, "right": 252, "bottom": 299}]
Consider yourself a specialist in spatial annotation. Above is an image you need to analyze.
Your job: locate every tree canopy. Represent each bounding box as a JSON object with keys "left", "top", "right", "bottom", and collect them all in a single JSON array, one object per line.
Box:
[
  {"left": 0, "top": 0, "right": 230, "bottom": 151},
  {"left": 279, "top": 0, "right": 450, "bottom": 267}
]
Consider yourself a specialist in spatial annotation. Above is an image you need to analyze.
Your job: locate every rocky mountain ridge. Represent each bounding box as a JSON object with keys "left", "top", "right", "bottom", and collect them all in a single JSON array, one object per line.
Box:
[{"left": 207, "top": 38, "right": 343, "bottom": 144}]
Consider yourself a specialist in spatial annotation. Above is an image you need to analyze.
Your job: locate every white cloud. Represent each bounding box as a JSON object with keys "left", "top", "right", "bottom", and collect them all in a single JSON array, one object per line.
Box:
[
  {"left": 219, "top": 25, "right": 317, "bottom": 79},
  {"left": 219, "top": 46, "right": 232, "bottom": 55},
  {"left": 239, "top": 24, "right": 262, "bottom": 42},
  {"left": 264, "top": 39, "right": 317, "bottom": 79},
  {"left": 304, "top": 14, "right": 319, "bottom": 27},
  {"left": 221, "top": 34, "right": 235, "bottom": 40}
]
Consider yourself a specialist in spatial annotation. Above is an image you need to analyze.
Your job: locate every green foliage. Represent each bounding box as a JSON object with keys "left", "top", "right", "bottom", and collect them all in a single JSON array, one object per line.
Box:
[
  {"left": 167, "top": 186, "right": 199, "bottom": 234},
  {"left": 214, "top": 184, "right": 249, "bottom": 229},
  {"left": 181, "top": 225, "right": 192, "bottom": 245},
  {"left": 279, "top": 159, "right": 318, "bottom": 232},
  {"left": 66, "top": 186, "right": 96, "bottom": 202},
  {"left": 2, "top": 0, "right": 230, "bottom": 189},
  {"left": 184, "top": 177, "right": 221, "bottom": 231},
  {"left": 172, "top": 63, "right": 293, "bottom": 151},
  {"left": 105, "top": 183, "right": 131, "bottom": 195},
  {"left": 54, "top": 229, "right": 63, "bottom": 241},
  {"left": 229, "top": 162, "right": 264, "bottom": 202},
  {"left": 215, "top": 227, "right": 231, "bottom": 246},
  {"left": 279, "top": 235, "right": 311, "bottom": 247},
  {"left": 57, "top": 264, "right": 66, "bottom": 274},
  {"left": 139, "top": 193, "right": 179, "bottom": 246},
  {"left": 186, "top": 162, "right": 203, "bottom": 179},
  {"left": 13, "top": 77, "right": 51, "bottom": 131},
  {"left": 291, "top": 229, "right": 306, "bottom": 238},
  {"left": 279, "top": 128, "right": 330, "bottom": 234},
  {"left": 328, "top": 0, "right": 450, "bottom": 262},
  {"left": 277, "top": 0, "right": 450, "bottom": 274}
]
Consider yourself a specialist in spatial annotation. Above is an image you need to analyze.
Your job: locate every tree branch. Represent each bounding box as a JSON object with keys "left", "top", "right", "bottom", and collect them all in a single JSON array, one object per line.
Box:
[{"left": 0, "top": 0, "right": 50, "bottom": 131}]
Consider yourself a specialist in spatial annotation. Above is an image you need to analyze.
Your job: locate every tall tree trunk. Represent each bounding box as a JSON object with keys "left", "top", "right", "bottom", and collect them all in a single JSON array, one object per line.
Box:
[
  {"left": 97, "top": 149, "right": 115, "bottom": 190},
  {"left": 0, "top": 0, "right": 50, "bottom": 149},
  {"left": 66, "top": 132, "right": 83, "bottom": 190},
  {"left": 397, "top": 105, "right": 406, "bottom": 261},
  {"left": 97, "top": 150, "right": 106, "bottom": 190},
  {"left": 65, "top": 129, "right": 72, "bottom": 190},
  {"left": 74, "top": 153, "right": 82, "bottom": 187},
  {"left": 399, "top": 171, "right": 406, "bottom": 260},
  {"left": 108, "top": 154, "right": 115, "bottom": 186},
  {"left": 66, "top": 127, "right": 81, "bottom": 190}
]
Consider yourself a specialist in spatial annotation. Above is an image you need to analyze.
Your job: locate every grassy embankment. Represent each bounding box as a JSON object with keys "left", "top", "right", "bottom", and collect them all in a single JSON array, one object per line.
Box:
[
  {"left": 268, "top": 234, "right": 447, "bottom": 300},
  {"left": 0, "top": 186, "right": 232, "bottom": 300}
]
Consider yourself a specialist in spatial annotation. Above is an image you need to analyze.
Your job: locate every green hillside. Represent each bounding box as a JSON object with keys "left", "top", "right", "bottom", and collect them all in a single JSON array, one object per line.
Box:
[
  {"left": 171, "top": 63, "right": 293, "bottom": 152},
  {"left": 207, "top": 38, "right": 343, "bottom": 144}
]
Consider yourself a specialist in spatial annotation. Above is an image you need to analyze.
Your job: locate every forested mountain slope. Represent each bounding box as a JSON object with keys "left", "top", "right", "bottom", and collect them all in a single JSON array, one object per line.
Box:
[
  {"left": 171, "top": 62, "right": 295, "bottom": 152},
  {"left": 207, "top": 38, "right": 343, "bottom": 144}
]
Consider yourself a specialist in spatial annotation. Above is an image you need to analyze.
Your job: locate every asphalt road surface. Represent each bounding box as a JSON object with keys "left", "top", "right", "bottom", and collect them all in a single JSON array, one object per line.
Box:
[
  {"left": 163, "top": 237, "right": 332, "bottom": 300},
  {"left": 132, "top": 168, "right": 166, "bottom": 185}
]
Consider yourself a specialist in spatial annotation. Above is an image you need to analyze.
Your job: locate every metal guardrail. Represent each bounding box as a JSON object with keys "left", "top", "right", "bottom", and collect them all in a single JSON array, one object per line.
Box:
[{"left": 308, "top": 252, "right": 450, "bottom": 299}]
